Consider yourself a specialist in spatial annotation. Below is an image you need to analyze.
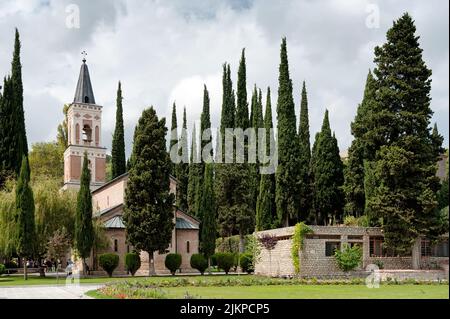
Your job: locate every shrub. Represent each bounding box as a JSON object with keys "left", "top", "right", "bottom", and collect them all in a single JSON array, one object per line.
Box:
[
  {"left": 373, "top": 259, "right": 384, "bottom": 270},
  {"left": 215, "top": 252, "right": 234, "bottom": 274},
  {"left": 190, "top": 254, "right": 208, "bottom": 275},
  {"left": 334, "top": 244, "right": 362, "bottom": 272},
  {"left": 240, "top": 253, "right": 253, "bottom": 274},
  {"left": 4, "top": 261, "right": 17, "bottom": 269},
  {"left": 99, "top": 253, "right": 119, "bottom": 277},
  {"left": 211, "top": 253, "right": 218, "bottom": 267},
  {"left": 0, "top": 264, "right": 5, "bottom": 276},
  {"left": 165, "top": 253, "right": 182, "bottom": 275},
  {"left": 125, "top": 252, "right": 141, "bottom": 276}
]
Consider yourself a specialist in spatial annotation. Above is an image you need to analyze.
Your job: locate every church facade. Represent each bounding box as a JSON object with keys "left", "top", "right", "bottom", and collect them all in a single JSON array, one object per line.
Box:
[{"left": 64, "top": 58, "right": 200, "bottom": 274}]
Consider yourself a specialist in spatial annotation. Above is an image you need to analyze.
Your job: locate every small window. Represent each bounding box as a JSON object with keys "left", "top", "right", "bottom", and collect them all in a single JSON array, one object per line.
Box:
[
  {"left": 186, "top": 241, "right": 190, "bottom": 254},
  {"left": 114, "top": 239, "right": 118, "bottom": 252},
  {"left": 84, "top": 96, "right": 89, "bottom": 103},
  {"left": 325, "top": 242, "right": 340, "bottom": 256}
]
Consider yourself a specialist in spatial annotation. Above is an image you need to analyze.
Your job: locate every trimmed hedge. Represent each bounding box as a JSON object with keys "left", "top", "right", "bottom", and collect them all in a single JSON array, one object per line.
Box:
[
  {"left": 0, "top": 264, "right": 5, "bottom": 276},
  {"left": 125, "top": 252, "right": 141, "bottom": 276},
  {"left": 165, "top": 253, "right": 182, "bottom": 275},
  {"left": 215, "top": 252, "right": 234, "bottom": 274},
  {"left": 190, "top": 254, "right": 208, "bottom": 275},
  {"left": 240, "top": 253, "right": 253, "bottom": 274},
  {"left": 99, "top": 253, "right": 119, "bottom": 277}
]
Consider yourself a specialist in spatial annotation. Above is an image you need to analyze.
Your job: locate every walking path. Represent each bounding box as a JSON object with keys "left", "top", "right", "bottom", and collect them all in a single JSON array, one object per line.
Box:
[{"left": 0, "top": 284, "right": 102, "bottom": 299}]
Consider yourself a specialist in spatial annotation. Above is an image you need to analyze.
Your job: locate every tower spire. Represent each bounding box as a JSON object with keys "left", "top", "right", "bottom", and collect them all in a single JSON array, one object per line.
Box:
[{"left": 74, "top": 51, "right": 95, "bottom": 104}]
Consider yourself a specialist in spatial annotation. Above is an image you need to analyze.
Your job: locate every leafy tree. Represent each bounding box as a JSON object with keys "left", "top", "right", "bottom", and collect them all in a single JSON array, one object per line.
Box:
[
  {"left": 15, "top": 156, "right": 36, "bottom": 280},
  {"left": 199, "top": 163, "right": 216, "bottom": 266},
  {"left": 99, "top": 253, "right": 119, "bottom": 277},
  {"left": 164, "top": 253, "right": 182, "bottom": 275},
  {"left": 334, "top": 244, "right": 362, "bottom": 272},
  {"left": 298, "top": 81, "right": 311, "bottom": 221},
  {"left": 75, "top": 153, "right": 95, "bottom": 275},
  {"left": 46, "top": 228, "right": 71, "bottom": 281},
  {"left": 29, "top": 142, "right": 64, "bottom": 181},
  {"left": 256, "top": 87, "right": 276, "bottom": 230},
  {"left": 123, "top": 107, "right": 174, "bottom": 276},
  {"left": 190, "top": 253, "right": 208, "bottom": 275},
  {"left": 111, "top": 81, "right": 126, "bottom": 179},
  {"left": 311, "top": 110, "right": 344, "bottom": 225},
  {"left": 176, "top": 107, "right": 189, "bottom": 212},
  {"left": 56, "top": 104, "right": 69, "bottom": 150},
  {"left": 125, "top": 252, "right": 141, "bottom": 276}
]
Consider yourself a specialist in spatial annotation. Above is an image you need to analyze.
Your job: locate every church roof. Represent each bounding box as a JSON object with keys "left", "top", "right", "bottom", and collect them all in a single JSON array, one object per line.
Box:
[
  {"left": 176, "top": 217, "right": 199, "bottom": 230},
  {"left": 73, "top": 59, "right": 96, "bottom": 104},
  {"left": 104, "top": 215, "right": 125, "bottom": 229}
]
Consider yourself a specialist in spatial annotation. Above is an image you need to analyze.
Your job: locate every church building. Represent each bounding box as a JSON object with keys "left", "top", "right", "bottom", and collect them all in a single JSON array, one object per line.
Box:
[{"left": 64, "top": 57, "right": 200, "bottom": 274}]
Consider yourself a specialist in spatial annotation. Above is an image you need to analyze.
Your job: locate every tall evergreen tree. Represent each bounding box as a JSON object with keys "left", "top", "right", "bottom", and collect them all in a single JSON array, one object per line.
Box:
[
  {"left": 236, "top": 49, "right": 249, "bottom": 130},
  {"left": 15, "top": 155, "right": 36, "bottom": 280},
  {"left": 169, "top": 102, "right": 178, "bottom": 175},
  {"left": 199, "top": 163, "right": 216, "bottom": 263},
  {"left": 187, "top": 124, "right": 201, "bottom": 216},
  {"left": 75, "top": 152, "right": 95, "bottom": 275},
  {"left": 176, "top": 107, "right": 189, "bottom": 211},
  {"left": 123, "top": 107, "right": 174, "bottom": 276},
  {"left": 298, "top": 81, "right": 311, "bottom": 221},
  {"left": 256, "top": 87, "right": 276, "bottom": 230},
  {"left": 111, "top": 81, "right": 126, "bottom": 179},
  {"left": 343, "top": 71, "right": 377, "bottom": 217},
  {"left": 12, "top": 29, "right": 28, "bottom": 174},
  {"left": 311, "top": 110, "right": 344, "bottom": 225},
  {"left": 366, "top": 13, "right": 444, "bottom": 256},
  {"left": 275, "top": 38, "right": 300, "bottom": 227},
  {"left": 0, "top": 77, "right": 16, "bottom": 184}
]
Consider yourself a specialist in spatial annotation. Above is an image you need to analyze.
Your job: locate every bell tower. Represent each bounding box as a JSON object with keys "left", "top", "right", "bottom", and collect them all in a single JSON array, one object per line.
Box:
[{"left": 62, "top": 53, "right": 107, "bottom": 191}]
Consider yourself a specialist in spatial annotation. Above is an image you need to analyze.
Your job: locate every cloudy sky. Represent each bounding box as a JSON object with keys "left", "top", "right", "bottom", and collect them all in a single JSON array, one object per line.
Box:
[{"left": 0, "top": 0, "right": 448, "bottom": 157}]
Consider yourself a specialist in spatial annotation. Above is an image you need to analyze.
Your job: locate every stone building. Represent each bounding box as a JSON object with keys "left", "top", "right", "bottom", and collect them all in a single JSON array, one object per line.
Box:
[
  {"left": 255, "top": 225, "right": 449, "bottom": 279},
  {"left": 64, "top": 57, "right": 200, "bottom": 274}
]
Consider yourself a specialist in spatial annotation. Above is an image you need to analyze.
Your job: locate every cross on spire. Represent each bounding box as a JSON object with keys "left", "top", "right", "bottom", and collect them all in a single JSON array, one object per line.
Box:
[{"left": 81, "top": 50, "right": 87, "bottom": 63}]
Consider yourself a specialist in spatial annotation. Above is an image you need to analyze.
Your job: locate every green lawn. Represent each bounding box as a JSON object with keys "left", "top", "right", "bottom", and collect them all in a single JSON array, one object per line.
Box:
[{"left": 158, "top": 285, "right": 449, "bottom": 299}]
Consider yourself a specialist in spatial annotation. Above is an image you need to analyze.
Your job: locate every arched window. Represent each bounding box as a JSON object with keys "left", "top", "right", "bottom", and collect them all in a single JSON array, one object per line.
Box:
[
  {"left": 114, "top": 239, "right": 118, "bottom": 252},
  {"left": 75, "top": 123, "right": 80, "bottom": 144},
  {"left": 82, "top": 124, "right": 92, "bottom": 143},
  {"left": 84, "top": 96, "right": 89, "bottom": 103},
  {"left": 186, "top": 241, "right": 190, "bottom": 254},
  {"left": 95, "top": 126, "right": 99, "bottom": 146}
]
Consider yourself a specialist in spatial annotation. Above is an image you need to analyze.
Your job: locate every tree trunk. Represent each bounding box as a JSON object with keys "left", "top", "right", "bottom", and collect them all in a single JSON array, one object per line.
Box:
[
  {"left": 148, "top": 251, "right": 156, "bottom": 276},
  {"left": 23, "top": 258, "right": 27, "bottom": 280},
  {"left": 82, "top": 257, "right": 86, "bottom": 276},
  {"left": 283, "top": 214, "right": 289, "bottom": 227},
  {"left": 412, "top": 237, "right": 421, "bottom": 270},
  {"left": 208, "top": 257, "right": 211, "bottom": 275}
]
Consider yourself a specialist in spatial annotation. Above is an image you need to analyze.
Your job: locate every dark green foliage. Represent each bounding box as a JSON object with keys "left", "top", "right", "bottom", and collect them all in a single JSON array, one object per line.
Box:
[
  {"left": 298, "top": 81, "right": 311, "bottom": 221},
  {"left": 190, "top": 253, "right": 208, "bottom": 275},
  {"left": 123, "top": 107, "right": 174, "bottom": 275},
  {"left": 125, "top": 252, "right": 141, "bottom": 276},
  {"left": 366, "top": 13, "right": 444, "bottom": 250},
  {"left": 169, "top": 102, "right": 178, "bottom": 175},
  {"left": 176, "top": 107, "right": 189, "bottom": 212},
  {"left": 215, "top": 252, "right": 234, "bottom": 274},
  {"left": 165, "top": 253, "right": 182, "bottom": 275},
  {"left": 0, "top": 77, "right": 17, "bottom": 182},
  {"left": 111, "top": 81, "right": 126, "bottom": 179},
  {"left": 334, "top": 244, "right": 362, "bottom": 272},
  {"left": 98, "top": 253, "right": 119, "bottom": 277},
  {"left": 344, "top": 71, "right": 377, "bottom": 217},
  {"left": 75, "top": 153, "right": 94, "bottom": 261},
  {"left": 0, "top": 264, "right": 5, "bottom": 276},
  {"left": 239, "top": 253, "right": 253, "bottom": 273},
  {"left": 236, "top": 49, "right": 249, "bottom": 130},
  {"left": 437, "top": 180, "right": 449, "bottom": 210},
  {"left": 275, "top": 38, "right": 301, "bottom": 227},
  {"left": 187, "top": 124, "right": 201, "bottom": 216},
  {"left": 256, "top": 87, "right": 276, "bottom": 230},
  {"left": 199, "top": 163, "right": 216, "bottom": 257},
  {"left": 15, "top": 156, "right": 36, "bottom": 260},
  {"left": 311, "top": 111, "right": 344, "bottom": 224}
]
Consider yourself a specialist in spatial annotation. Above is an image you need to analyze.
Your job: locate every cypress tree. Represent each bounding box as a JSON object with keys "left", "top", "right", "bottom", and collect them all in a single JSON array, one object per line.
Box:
[
  {"left": 275, "top": 38, "right": 301, "bottom": 227},
  {"left": 12, "top": 29, "right": 28, "bottom": 175},
  {"left": 169, "top": 102, "right": 178, "bottom": 175},
  {"left": 311, "top": 110, "right": 344, "bottom": 225},
  {"left": 236, "top": 49, "right": 249, "bottom": 130},
  {"left": 176, "top": 107, "right": 189, "bottom": 212},
  {"left": 0, "top": 77, "right": 16, "bottom": 183},
  {"left": 298, "top": 81, "right": 311, "bottom": 221},
  {"left": 366, "top": 13, "right": 444, "bottom": 255},
  {"left": 123, "top": 107, "right": 174, "bottom": 276},
  {"left": 75, "top": 152, "right": 95, "bottom": 275},
  {"left": 200, "top": 163, "right": 216, "bottom": 263},
  {"left": 256, "top": 87, "right": 276, "bottom": 230},
  {"left": 343, "top": 71, "right": 377, "bottom": 217},
  {"left": 111, "top": 81, "right": 126, "bottom": 179},
  {"left": 187, "top": 124, "right": 200, "bottom": 216},
  {"left": 15, "top": 155, "right": 36, "bottom": 280}
]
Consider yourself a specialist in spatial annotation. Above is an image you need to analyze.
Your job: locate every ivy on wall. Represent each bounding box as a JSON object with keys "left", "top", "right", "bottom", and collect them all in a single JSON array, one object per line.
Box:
[{"left": 291, "top": 222, "right": 313, "bottom": 275}]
